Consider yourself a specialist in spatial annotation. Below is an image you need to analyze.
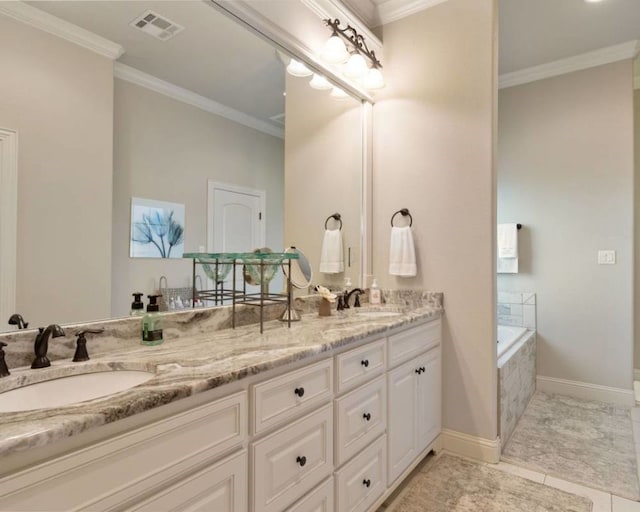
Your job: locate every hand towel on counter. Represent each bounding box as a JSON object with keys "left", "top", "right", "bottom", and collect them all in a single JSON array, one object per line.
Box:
[
  {"left": 497, "top": 223, "right": 518, "bottom": 258},
  {"left": 389, "top": 226, "right": 417, "bottom": 277},
  {"left": 319, "top": 229, "right": 344, "bottom": 273}
]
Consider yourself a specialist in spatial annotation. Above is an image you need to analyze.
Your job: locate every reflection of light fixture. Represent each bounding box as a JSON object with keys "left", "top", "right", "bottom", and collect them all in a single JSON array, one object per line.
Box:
[
  {"left": 309, "top": 74, "right": 332, "bottom": 90},
  {"left": 322, "top": 18, "right": 384, "bottom": 90},
  {"left": 322, "top": 34, "right": 349, "bottom": 64},
  {"left": 330, "top": 86, "right": 349, "bottom": 99},
  {"left": 286, "top": 58, "right": 312, "bottom": 77}
]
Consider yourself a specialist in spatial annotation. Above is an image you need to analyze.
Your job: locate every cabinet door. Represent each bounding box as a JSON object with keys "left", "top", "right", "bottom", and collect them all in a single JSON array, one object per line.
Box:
[
  {"left": 387, "top": 359, "right": 418, "bottom": 485},
  {"left": 416, "top": 347, "right": 441, "bottom": 454},
  {"left": 128, "top": 449, "right": 247, "bottom": 512},
  {"left": 284, "top": 477, "right": 334, "bottom": 512}
]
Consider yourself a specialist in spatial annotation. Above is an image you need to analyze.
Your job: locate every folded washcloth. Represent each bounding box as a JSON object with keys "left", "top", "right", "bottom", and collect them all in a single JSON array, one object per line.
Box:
[
  {"left": 389, "top": 226, "right": 417, "bottom": 277},
  {"left": 319, "top": 229, "right": 344, "bottom": 273},
  {"left": 498, "top": 223, "right": 518, "bottom": 258}
]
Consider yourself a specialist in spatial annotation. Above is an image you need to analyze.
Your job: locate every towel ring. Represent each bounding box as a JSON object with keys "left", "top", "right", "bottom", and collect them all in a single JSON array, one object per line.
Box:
[
  {"left": 324, "top": 213, "right": 342, "bottom": 230},
  {"left": 391, "top": 208, "right": 413, "bottom": 227}
]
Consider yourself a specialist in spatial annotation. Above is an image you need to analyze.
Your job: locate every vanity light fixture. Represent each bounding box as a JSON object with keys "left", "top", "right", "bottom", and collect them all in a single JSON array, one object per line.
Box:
[
  {"left": 322, "top": 18, "right": 384, "bottom": 90},
  {"left": 330, "top": 86, "right": 349, "bottom": 99},
  {"left": 286, "top": 59, "right": 313, "bottom": 77},
  {"left": 309, "top": 73, "right": 332, "bottom": 90}
]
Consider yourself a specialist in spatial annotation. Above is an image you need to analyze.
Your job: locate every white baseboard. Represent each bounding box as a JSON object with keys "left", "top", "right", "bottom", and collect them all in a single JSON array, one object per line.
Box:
[
  {"left": 633, "top": 368, "right": 640, "bottom": 382},
  {"left": 536, "top": 375, "right": 635, "bottom": 408},
  {"left": 441, "top": 429, "right": 501, "bottom": 463}
]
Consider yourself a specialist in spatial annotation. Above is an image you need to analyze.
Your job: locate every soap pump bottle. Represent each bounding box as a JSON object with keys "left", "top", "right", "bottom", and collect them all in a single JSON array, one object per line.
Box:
[
  {"left": 142, "top": 294, "right": 164, "bottom": 346},
  {"left": 130, "top": 293, "right": 145, "bottom": 317},
  {"left": 370, "top": 278, "right": 381, "bottom": 305}
]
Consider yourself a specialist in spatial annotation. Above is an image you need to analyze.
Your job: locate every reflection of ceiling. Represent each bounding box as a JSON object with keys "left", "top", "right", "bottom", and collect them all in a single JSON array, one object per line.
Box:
[
  {"left": 341, "top": 0, "right": 448, "bottom": 27},
  {"left": 26, "top": 1, "right": 285, "bottom": 132},
  {"left": 499, "top": 0, "right": 640, "bottom": 74}
]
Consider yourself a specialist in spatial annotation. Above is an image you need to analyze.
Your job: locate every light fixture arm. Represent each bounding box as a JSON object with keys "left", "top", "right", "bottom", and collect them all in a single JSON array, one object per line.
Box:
[{"left": 325, "top": 19, "right": 382, "bottom": 69}]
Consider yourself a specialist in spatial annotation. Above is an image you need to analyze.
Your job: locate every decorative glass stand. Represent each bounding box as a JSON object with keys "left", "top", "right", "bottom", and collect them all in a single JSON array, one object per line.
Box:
[{"left": 183, "top": 252, "right": 299, "bottom": 333}]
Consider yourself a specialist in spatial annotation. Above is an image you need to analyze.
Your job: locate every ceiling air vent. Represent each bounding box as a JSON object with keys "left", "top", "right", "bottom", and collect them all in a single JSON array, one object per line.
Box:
[{"left": 130, "top": 11, "right": 184, "bottom": 41}]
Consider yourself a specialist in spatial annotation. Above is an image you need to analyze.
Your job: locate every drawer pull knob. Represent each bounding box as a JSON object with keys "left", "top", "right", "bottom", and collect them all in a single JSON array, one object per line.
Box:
[
  {"left": 294, "top": 387, "right": 305, "bottom": 397},
  {"left": 363, "top": 412, "right": 371, "bottom": 421},
  {"left": 296, "top": 456, "right": 307, "bottom": 467},
  {"left": 361, "top": 359, "right": 369, "bottom": 368},
  {"left": 415, "top": 368, "right": 422, "bottom": 374},
  {"left": 420, "top": 366, "right": 426, "bottom": 373},
  {"left": 363, "top": 479, "right": 371, "bottom": 488}
]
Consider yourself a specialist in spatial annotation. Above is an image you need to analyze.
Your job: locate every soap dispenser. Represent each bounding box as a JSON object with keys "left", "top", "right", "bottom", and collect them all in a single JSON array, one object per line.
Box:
[
  {"left": 370, "top": 278, "right": 381, "bottom": 305},
  {"left": 142, "top": 294, "right": 164, "bottom": 346},
  {"left": 130, "top": 293, "right": 145, "bottom": 317}
]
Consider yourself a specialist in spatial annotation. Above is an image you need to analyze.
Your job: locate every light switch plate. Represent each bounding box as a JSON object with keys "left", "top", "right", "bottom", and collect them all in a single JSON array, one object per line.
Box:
[{"left": 597, "top": 250, "right": 616, "bottom": 265}]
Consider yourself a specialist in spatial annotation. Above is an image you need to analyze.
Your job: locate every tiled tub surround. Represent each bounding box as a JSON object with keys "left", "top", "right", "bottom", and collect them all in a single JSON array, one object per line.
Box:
[
  {"left": 497, "top": 291, "right": 536, "bottom": 329},
  {"left": 499, "top": 329, "right": 536, "bottom": 447},
  {"left": 0, "top": 291, "right": 442, "bottom": 462}
]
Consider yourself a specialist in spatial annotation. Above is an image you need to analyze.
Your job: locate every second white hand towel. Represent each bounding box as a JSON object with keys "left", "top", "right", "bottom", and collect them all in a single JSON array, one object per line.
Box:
[
  {"left": 498, "top": 223, "right": 518, "bottom": 258},
  {"left": 319, "top": 229, "right": 344, "bottom": 273},
  {"left": 389, "top": 226, "right": 417, "bottom": 277}
]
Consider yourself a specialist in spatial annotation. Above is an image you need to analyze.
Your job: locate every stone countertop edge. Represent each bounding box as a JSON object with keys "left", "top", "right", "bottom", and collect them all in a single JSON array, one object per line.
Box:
[{"left": 0, "top": 302, "right": 442, "bottom": 459}]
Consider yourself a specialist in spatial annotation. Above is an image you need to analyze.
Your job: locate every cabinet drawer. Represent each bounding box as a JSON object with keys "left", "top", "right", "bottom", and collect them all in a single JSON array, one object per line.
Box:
[
  {"left": 335, "top": 376, "right": 386, "bottom": 466},
  {"left": 335, "top": 338, "right": 385, "bottom": 394},
  {"left": 284, "top": 477, "right": 334, "bottom": 512},
  {"left": 128, "top": 449, "right": 247, "bottom": 512},
  {"left": 252, "top": 359, "right": 333, "bottom": 434},
  {"left": 388, "top": 320, "right": 441, "bottom": 368},
  {"left": 251, "top": 404, "right": 333, "bottom": 512},
  {"left": 335, "top": 435, "right": 386, "bottom": 512}
]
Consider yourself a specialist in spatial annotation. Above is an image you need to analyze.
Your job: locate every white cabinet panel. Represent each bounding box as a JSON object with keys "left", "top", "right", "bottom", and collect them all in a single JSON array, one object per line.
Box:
[
  {"left": 388, "top": 320, "right": 440, "bottom": 369},
  {"left": 251, "top": 404, "right": 333, "bottom": 512},
  {"left": 128, "top": 450, "right": 247, "bottom": 512},
  {"left": 334, "top": 375, "right": 386, "bottom": 466},
  {"left": 416, "top": 347, "right": 441, "bottom": 453},
  {"left": 284, "top": 477, "right": 334, "bottom": 512},
  {"left": 387, "top": 359, "right": 418, "bottom": 485},
  {"left": 252, "top": 360, "right": 333, "bottom": 434},
  {"left": 335, "top": 435, "right": 386, "bottom": 512},
  {"left": 335, "top": 339, "right": 385, "bottom": 394}
]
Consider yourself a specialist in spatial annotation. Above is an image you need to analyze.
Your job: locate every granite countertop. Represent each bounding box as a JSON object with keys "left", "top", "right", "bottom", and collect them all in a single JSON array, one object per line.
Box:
[{"left": 0, "top": 293, "right": 442, "bottom": 460}]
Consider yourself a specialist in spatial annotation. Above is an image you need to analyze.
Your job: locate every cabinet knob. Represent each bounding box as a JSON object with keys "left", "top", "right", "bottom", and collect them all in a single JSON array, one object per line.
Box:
[
  {"left": 415, "top": 368, "right": 422, "bottom": 374},
  {"left": 361, "top": 359, "right": 369, "bottom": 368},
  {"left": 420, "top": 366, "right": 426, "bottom": 373},
  {"left": 363, "top": 412, "right": 371, "bottom": 421},
  {"left": 294, "top": 387, "right": 305, "bottom": 397},
  {"left": 296, "top": 455, "right": 307, "bottom": 467},
  {"left": 363, "top": 479, "right": 371, "bottom": 488}
]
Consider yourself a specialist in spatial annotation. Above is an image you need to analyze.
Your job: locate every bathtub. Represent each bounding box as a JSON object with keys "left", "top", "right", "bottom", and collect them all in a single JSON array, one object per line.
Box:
[{"left": 497, "top": 325, "right": 528, "bottom": 360}]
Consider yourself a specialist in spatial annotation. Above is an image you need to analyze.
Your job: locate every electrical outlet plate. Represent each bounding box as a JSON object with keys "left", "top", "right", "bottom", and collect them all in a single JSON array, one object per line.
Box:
[{"left": 597, "top": 250, "right": 616, "bottom": 265}]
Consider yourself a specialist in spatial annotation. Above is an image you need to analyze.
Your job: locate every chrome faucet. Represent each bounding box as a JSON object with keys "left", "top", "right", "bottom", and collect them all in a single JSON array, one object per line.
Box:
[
  {"left": 31, "top": 324, "right": 65, "bottom": 369},
  {"left": 343, "top": 288, "right": 364, "bottom": 309}
]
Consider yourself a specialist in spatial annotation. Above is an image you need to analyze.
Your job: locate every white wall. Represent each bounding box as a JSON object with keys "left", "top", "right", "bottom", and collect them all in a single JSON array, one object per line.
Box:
[
  {"left": 0, "top": 15, "right": 113, "bottom": 327},
  {"left": 112, "top": 79, "right": 284, "bottom": 317},
  {"left": 498, "top": 61, "right": 634, "bottom": 390},
  {"left": 284, "top": 74, "right": 362, "bottom": 289},
  {"left": 373, "top": 0, "right": 498, "bottom": 440},
  {"left": 634, "top": 87, "right": 640, "bottom": 371}
]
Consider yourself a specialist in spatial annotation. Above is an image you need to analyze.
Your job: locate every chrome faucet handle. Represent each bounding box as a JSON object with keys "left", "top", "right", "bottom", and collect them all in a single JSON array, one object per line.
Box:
[
  {"left": 73, "top": 329, "right": 104, "bottom": 362},
  {"left": 0, "top": 341, "right": 10, "bottom": 378}
]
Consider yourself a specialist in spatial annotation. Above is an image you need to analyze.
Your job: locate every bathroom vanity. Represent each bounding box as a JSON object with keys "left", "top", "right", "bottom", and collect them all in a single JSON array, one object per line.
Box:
[{"left": 0, "top": 298, "right": 441, "bottom": 512}]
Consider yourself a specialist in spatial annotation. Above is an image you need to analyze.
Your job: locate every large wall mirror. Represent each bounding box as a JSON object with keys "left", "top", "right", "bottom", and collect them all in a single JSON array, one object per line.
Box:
[{"left": 0, "top": 0, "right": 365, "bottom": 330}]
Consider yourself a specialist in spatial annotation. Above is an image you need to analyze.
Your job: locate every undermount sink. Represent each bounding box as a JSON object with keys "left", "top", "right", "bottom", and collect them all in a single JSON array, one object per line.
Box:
[{"left": 0, "top": 370, "right": 155, "bottom": 413}]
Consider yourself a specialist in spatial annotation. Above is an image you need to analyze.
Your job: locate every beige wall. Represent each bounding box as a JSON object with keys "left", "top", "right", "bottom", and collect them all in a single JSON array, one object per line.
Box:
[
  {"left": 498, "top": 61, "right": 634, "bottom": 390},
  {"left": 635, "top": 87, "right": 640, "bottom": 371},
  {"left": 284, "top": 75, "right": 362, "bottom": 289},
  {"left": 373, "top": 0, "right": 498, "bottom": 440},
  {"left": 112, "top": 79, "right": 284, "bottom": 317},
  {"left": 0, "top": 15, "right": 113, "bottom": 327}
]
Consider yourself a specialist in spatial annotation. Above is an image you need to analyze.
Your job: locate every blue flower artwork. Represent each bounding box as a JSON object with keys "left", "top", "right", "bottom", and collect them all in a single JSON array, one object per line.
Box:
[{"left": 130, "top": 198, "right": 185, "bottom": 258}]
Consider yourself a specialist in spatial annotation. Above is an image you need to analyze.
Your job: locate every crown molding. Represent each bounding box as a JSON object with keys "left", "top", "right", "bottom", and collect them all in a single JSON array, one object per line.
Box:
[
  {"left": 0, "top": 1, "right": 124, "bottom": 60},
  {"left": 499, "top": 40, "right": 640, "bottom": 90},
  {"left": 114, "top": 63, "right": 284, "bottom": 139},
  {"left": 375, "top": 0, "right": 449, "bottom": 26}
]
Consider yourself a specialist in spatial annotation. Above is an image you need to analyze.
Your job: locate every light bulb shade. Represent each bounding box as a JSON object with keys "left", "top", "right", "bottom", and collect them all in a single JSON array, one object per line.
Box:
[
  {"left": 330, "top": 86, "right": 349, "bottom": 100},
  {"left": 344, "top": 52, "right": 368, "bottom": 79},
  {"left": 286, "top": 59, "right": 312, "bottom": 77},
  {"left": 309, "top": 74, "right": 332, "bottom": 90},
  {"left": 364, "top": 67, "right": 385, "bottom": 90},
  {"left": 322, "top": 35, "right": 349, "bottom": 64}
]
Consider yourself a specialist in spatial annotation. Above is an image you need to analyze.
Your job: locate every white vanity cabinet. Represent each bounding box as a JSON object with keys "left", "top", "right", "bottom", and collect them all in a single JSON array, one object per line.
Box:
[{"left": 387, "top": 322, "right": 442, "bottom": 486}]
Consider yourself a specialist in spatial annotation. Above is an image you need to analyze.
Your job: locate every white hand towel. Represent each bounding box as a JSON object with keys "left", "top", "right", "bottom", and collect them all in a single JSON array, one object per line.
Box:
[
  {"left": 389, "top": 226, "right": 417, "bottom": 277},
  {"left": 497, "top": 224, "right": 518, "bottom": 258},
  {"left": 319, "top": 229, "right": 344, "bottom": 273}
]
